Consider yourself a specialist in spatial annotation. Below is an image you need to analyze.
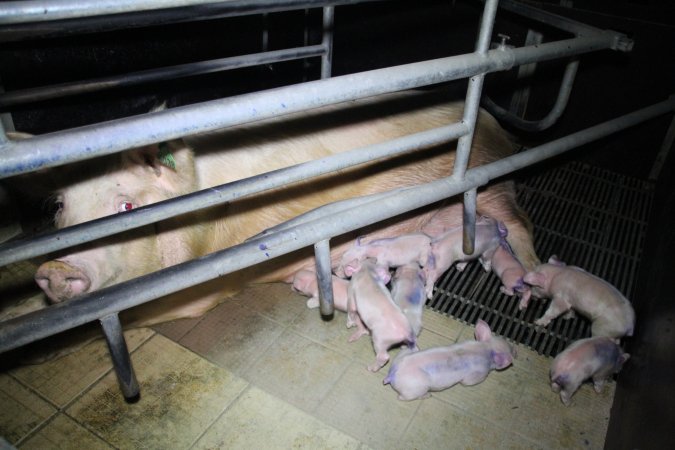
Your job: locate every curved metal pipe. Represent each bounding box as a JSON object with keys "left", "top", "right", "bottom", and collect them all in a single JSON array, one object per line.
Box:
[{"left": 482, "top": 58, "right": 579, "bottom": 132}]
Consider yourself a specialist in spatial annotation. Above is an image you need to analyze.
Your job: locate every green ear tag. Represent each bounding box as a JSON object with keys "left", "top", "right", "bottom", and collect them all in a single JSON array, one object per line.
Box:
[{"left": 157, "top": 142, "right": 177, "bottom": 170}]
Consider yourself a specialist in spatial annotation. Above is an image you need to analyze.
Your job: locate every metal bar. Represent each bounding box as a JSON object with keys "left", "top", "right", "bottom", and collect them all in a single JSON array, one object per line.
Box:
[
  {"left": 99, "top": 313, "right": 140, "bottom": 400},
  {"left": 456, "top": 0, "right": 498, "bottom": 255},
  {"left": 509, "top": 29, "right": 543, "bottom": 117},
  {"left": 648, "top": 114, "right": 675, "bottom": 181},
  {"left": 0, "top": 31, "right": 619, "bottom": 179},
  {"left": 0, "top": 79, "right": 15, "bottom": 136},
  {"left": 314, "top": 239, "right": 334, "bottom": 317},
  {"left": 0, "top": 46, "right": 327, "bottom": 108},
  {"left": 452, "top": 0, "right": 498, "bottom": 179},
  {"left": 1, "top": 95, "right": 672, "bottom": 354},
  {"left": 463, "top": 188, "right": 477, "bottom": 255},
  {"left": 482, "top": 58, "right": 580, "bottom": 132},
  {"left": 0, "top": 122, "right": 469, "bottom": 267},
  {"left": 497, "top": 0, "right": 633, "bottom": 51},
  {"left": 0, "top": 120, "right": 6, "bottom": 146},
  {"left": 498, "top": 0, "right": 601, "bottom": 37},
  {"left": 320, "top": 6, "right": 334, "bottom": 79},
  {"left": 0, "top": 0, "right": 389, "bottom": 42},
  {"left": 0, "top": 0, "right": 379, "bottom": 25}
]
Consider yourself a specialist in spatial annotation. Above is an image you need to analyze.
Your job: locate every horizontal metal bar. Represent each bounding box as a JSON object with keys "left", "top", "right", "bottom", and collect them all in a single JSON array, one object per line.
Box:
[
  {"left": 0, "top": 0, "right": 378, "bottom": 25},
  {"left": 1, "top": 94, "right": 672, "bottom": 354},
  {"left": 0, "top": 0, "right": 389, "bottom": 42},
  {"left": 498, "top": 0, "right": 633, "bottom": 51},
  {"left": 0, "top": 122, "right": 469, "bottom": 267},
  {"left": 0, "top": 45, "right": 326, "bottom": 108},
  {"left": 0, "top": 32, "right": 617, "bottom": 180}
]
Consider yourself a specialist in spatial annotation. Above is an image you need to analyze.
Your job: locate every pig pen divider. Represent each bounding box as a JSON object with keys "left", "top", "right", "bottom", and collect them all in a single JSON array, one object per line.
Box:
[
  {"left": 0, "top": 0, "right": 658, "bottom": 399},
  {"left": 1, "top": 95, "right": 674, "bottom": 394},
  {"left": 0, "top": 33, "right": 627, "bottom": 179}
]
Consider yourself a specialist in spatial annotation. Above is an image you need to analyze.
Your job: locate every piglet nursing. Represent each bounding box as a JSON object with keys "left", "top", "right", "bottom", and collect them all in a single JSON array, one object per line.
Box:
[
  {"left": 383, "top": 319, "right": 515, "bottom": 400},
  {"left": 335, "top": 233, "right": 431, "bottom": 278},
  {"left": 550, "top": 336, "right": 629, "bottom": 406},
  {"left": 490, "top": 240, "right": 531, "bottom": 310},
  {"left": 291, "top": 269, "right": 350, "bottom": 311},
  {"left": 390, "top": 263, "right": 426, "bottom": 336},
  {"left": 346, "top": 258, "right": 416, "bottom": 372},
  {"left": 524, "top": 256, "right": 635, "bottom": 339},
  {"left": 423, "top": 216, "right": 506, "bottom": 299}
]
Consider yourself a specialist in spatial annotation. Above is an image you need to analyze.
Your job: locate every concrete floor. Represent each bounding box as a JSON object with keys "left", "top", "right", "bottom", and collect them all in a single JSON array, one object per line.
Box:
[{"left": 1, "top": 281, "right": 615, "bottom": 450}]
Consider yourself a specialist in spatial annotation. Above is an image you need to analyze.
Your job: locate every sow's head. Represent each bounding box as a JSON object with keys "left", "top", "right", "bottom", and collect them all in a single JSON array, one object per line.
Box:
[{"left": 24, "top": 137, "right": 201, "bottom": 304}]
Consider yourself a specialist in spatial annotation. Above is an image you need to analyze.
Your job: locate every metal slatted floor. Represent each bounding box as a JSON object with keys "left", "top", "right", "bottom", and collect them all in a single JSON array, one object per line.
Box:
[{"left": 427, "top": 160, "right": 654, "bottom": 357}]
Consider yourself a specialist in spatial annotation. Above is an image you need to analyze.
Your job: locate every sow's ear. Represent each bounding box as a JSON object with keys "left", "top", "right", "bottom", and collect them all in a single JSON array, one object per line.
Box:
[{"left": 121, "top": 139, "right": 198, "bottom": 194}]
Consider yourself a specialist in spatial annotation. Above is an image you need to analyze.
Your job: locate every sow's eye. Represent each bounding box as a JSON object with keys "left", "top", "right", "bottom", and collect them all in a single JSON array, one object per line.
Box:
[{"left": 117, "top": 201, "right": 134, "bottom": 213}]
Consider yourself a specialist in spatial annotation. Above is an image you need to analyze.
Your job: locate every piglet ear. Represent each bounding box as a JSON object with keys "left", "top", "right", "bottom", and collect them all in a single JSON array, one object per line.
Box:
[
  {"left": 523, "top": 271, "right": 545, "bottom": 287},
  {"left": 548, "top": 255, "right": 566, "bottom": 266},
  {"left": 343, "top": 259, "right": 361, "bottom": 278},
  {"left": 493, "top": 351, "right": 513, "bottom": 369},
  {"left": 474, "top": 319, "right": 492, "bottom": 342},
  {"left": 375, "top": 265, "right": 391, "bottom": 284},
  {"left": 497, "top": 221, "right": 508, "bottom": 238}
]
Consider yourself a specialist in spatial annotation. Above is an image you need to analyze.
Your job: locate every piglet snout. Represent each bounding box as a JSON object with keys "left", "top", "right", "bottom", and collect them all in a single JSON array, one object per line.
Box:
[{"left": 35, "top": 260, "right": 91, "bottom": 303}]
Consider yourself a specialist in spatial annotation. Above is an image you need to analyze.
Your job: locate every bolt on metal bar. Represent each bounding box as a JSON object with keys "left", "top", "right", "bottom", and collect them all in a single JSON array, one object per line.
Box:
[
  {"left": 1, "top": 94, "right": 672, "bottom": 355},
  {"left": 0, "top": 31, "right": 618, "bottom": 180},
  {"left": 321, "top": 6, "right": 334, "bottom": 79},
  {"left": 483, "top": 58, "right": 580, "bottom": 132},
  {"left": 456, "top": 0, "right": 498, "bottom": 253},
  {"left": 314, "top": 239, "right": 335, "bottom": 317},
  {"left": 0, "top": 122, "right": 470, "bottom": 267},
  {"left": 99, "top": 313, "right": 140, "bottom": 400},
  {"left": 0, "top": 46, "right": 327, "bottom": 108}
]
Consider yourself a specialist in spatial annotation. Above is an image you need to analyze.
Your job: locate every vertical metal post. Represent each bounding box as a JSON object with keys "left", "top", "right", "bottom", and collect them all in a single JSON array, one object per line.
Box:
[
  {"left": 463, "top": 188, "right": 478, "bottom": 255},
  {"left": 509, "top": 29, "right": 543, "bottom": 117},
  {"left": 0, "top": 78, "right": 14, "bottom": 140},
  {"left": 455, "top": 0, "right": 499, "bottom": 254},
  {"left": 261, "top": 13, "right": 269, "bottom": 53},
  {"left": 454, "top": 0, "right": 499, "bottom": 178},
  {"left": 648, "top": 113, "right": 675, "bottom": 181},
  {"left": 100, "top": 314, "right": 140, "bottom": 401},
  {"left": 314, "top": 238, "right": 335, "bottom": 318},
  {"left": 302, "top": 8, "right": 311, "bottom": 82},
  {"left": 0, "top": 119, "right": 6, "bottom": 146},
  {"left": 321, "top": 6, "right": 334, "bottom": 79}
]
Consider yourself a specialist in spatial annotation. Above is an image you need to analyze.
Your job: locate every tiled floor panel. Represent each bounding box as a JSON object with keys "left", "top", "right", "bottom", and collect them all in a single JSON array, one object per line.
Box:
[{"left": 2, "top": 283, "right": 615, "bottom": 449}]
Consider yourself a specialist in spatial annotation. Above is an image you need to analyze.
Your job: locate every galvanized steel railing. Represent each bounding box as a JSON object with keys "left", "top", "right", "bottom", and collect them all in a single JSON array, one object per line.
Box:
[{"left": 1, "top": 0, "right": 671, "bottom": 400}]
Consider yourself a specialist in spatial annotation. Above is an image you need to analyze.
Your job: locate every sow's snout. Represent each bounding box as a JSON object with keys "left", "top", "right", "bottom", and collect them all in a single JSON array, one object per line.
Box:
[{"left": 35, "top": 260, "right": 91, "bottom": 303}]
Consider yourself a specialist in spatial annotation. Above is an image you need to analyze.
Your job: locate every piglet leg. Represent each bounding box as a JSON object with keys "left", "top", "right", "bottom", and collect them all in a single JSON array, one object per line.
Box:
[
  {"left": 534, "top": 297, "right": 571, "bottom": 327},
  {"left": 368, "top": 345, "right": 390, "bottom": 372}
]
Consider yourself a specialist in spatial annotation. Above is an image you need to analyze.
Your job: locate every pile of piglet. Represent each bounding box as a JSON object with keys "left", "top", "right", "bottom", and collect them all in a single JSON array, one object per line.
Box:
[{"left": 291, "top": 216, "right": 635, "bottom": 405}]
